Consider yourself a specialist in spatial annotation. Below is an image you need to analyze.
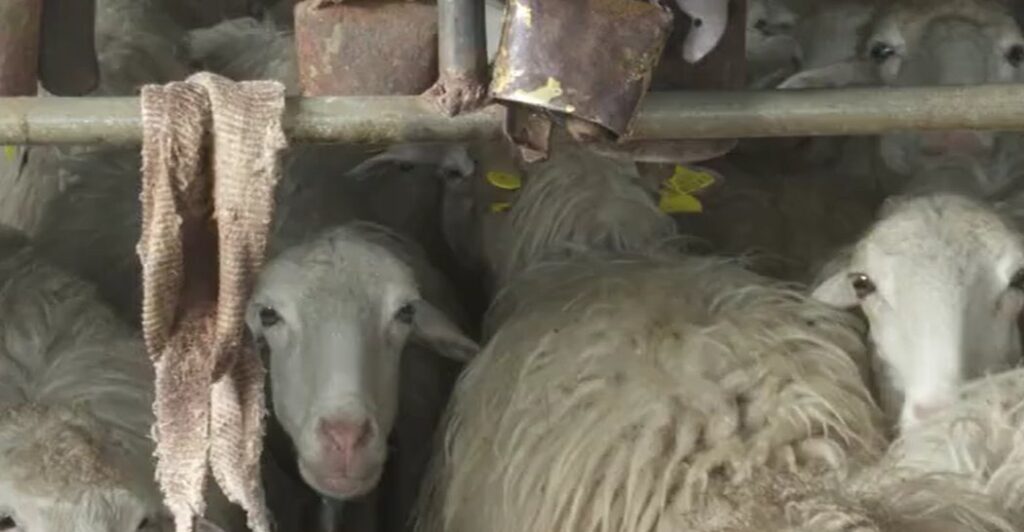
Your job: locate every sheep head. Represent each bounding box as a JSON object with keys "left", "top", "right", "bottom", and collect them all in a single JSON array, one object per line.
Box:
[
  {"left": 812, "top": 193, "right": 1024, "bottom": 431},
  {"left": 246, "top": 224, "right": 478, "bottom": 500},
  {"left": 779, "top": 0, "right": 1024, "bottom": 178},
  {"left": 0, "top": 406, "right": 171, "bottom": 532}
]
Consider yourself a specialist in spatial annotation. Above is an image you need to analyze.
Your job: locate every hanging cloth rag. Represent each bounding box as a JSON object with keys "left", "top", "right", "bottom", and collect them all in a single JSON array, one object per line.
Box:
[{"left": 137, "top": 71, "right": 287, "bottom": 532}]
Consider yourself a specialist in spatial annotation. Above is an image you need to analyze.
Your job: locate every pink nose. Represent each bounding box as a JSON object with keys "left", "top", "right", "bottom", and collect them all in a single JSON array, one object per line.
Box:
[
  {"left": 919, "top": 130, "right": 990, "bottom": 157},
  {"left": 318, "top": 417, "right": 375, "bottom": 472}
]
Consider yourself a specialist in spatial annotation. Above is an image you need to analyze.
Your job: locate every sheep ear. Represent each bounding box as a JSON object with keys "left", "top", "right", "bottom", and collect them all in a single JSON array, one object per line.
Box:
[
  {"left": 410, "top": 300, "right": 480, "bottom": 362},
  {"left": 777, "top": 59, "right": 878, "bottom": 89},
  {"left": 345, "top": 152, "right": 398, "bottom": 180},
  {"left": 811, "top": 268, "right": 859, "bottom": 309}
]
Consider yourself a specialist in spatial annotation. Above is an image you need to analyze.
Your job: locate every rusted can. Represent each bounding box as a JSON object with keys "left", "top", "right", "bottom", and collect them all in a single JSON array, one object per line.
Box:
[
  {"left": 651, "top": 0, "right": 746, "bottom": 92},
  {"left": 0, "top": 0, "right": 42, "bottom": 96},
  {"left": 595, "top": 0, "right": 747, "bottom": 163},
  {"left": 491, "top": 0, "right": 674, "bottom": 139},
  {"left": 294, "top": 0, "right": 439, "bottom": 96}
]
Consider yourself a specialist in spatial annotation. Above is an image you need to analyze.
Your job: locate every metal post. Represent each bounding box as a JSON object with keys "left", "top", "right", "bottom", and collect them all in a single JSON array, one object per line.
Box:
[
  {"left": 4, "top": 85, "right": 1024, "bottom": 145},
  {"left": 430, "top": 0, "right": 489, "bottom": 115},
  {"left": 438, "top": 0, "right": 488, "bottom": 81}
]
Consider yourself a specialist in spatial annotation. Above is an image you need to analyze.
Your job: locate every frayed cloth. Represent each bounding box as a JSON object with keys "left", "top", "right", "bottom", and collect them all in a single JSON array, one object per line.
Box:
[{"left": 138, "top": 71, "right": 286, "bottom": 532}]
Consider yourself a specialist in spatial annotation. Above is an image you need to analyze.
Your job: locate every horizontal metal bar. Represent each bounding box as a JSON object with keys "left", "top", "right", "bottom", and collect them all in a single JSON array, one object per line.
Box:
[{"left": 2, "top": 84, "right": 1024, "bottom": 145}]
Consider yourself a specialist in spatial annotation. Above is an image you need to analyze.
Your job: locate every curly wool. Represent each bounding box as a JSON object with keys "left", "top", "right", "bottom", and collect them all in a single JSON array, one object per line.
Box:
[
  {"left": 492, "top": 144, "right": 677, "bottom": 288},
  {"left": 417, "top": 252, "right": 898, "bottom": 532},
  {"left": 0, "top": 238, "right": 155, "bottom": 498},
  {"left": 869, "top": 368, "right": 1024, "bottom": 530}
]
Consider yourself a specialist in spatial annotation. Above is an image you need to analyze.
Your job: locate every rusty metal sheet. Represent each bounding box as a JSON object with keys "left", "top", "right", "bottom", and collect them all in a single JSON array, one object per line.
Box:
[
  {"left": 593, "top": 0, "right": 746, "bottom": 164},
  {"left": 294, "top": 0, "right": 439, "bottom": 96},
  {"left": 650, "top": 0, "right": 746, "bottom": 91},
  {"left": 38, "top": 0, "right": 98, "bottom": 96},
  {"left": 491, "top": 0, "right": 673, "bottom": 139},
  {"left": 0, "top": 0, "right": 42, "bottom": 96}
]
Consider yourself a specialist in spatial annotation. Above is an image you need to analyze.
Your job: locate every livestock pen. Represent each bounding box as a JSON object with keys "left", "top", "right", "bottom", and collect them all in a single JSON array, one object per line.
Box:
[{"left": 5, "top": 1, "right": 1024, "bottom": 532}]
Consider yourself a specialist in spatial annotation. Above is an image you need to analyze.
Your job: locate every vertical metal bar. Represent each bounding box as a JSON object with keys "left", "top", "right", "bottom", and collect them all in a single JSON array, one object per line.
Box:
[
  {"left": 0, "top": 0, "right": 42, "bottom": 96},
  {"left": 438, "top": 0, "right": 488, "bottom": 81}
]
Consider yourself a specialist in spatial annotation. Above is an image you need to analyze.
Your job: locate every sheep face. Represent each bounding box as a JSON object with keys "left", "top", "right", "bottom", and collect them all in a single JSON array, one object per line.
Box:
[
  {"left": 246, "top": 228, "right": 476, "bottom": 500},
  {"left": 0, "top": 407, "right": 169, "bottom": 532},
  {"left": 781, "top": 1, "right": 1024, "bottom": 182},
  {"left": 812, "top": 194, "right": 1024, "bottom": 431}
]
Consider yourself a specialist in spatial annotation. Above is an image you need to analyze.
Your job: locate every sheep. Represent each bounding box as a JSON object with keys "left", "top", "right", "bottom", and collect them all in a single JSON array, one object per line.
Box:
[
  {"left": 32, "top": 140, "right": 481, "bottom": 530},
  {"left": 0, "top": 226, "right": 243, "bottom": 532},
  {"left": 774, "top": 0, "right": 1024, "bottom": 194},
  {"left": 865, "top": 366, "right": 1024, "bottom": 529},
  {"left": 247, "top": 222, "right": 478, "bottom": 530},
  {"left": 811, "top": 186, "right": 1024, "bottom": 431},
  {"left": 414, "top": 140, "right": 1016, "bottom": 531},
  {"left": 471, "top": 140, "right": 677, "bottom": 293},
  {"left": 0, "top": 0, "right": 192, "bottom": 237},
  {"left": 745, "top": 0, "right": 801, "bottom": 88}
]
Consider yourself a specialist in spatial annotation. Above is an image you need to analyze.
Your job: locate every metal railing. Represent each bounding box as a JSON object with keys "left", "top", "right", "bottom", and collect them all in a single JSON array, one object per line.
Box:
[
  {"left": 2, "top": 0, "right": 1024, "bottom": 145},
  {"left": 3, "top": 86, "right": 1024, "bottom": 145}
]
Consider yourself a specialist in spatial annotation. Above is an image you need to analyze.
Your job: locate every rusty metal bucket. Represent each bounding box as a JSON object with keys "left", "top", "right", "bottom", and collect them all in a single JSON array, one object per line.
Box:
[
  {"left": 0, "top": 0, "right": 42, "bottom": 96},
  {"left": 596, "top": 0, "right": 746, "bottom": 163},
  {"left": 493, "top": 0, "right": 746, "bottom": 164},
  {"left": 491, "top": 0, "right": 673, "bottom": 140},
  {"left": 294, "top": 0, "right": 439, "bottom": 96}
]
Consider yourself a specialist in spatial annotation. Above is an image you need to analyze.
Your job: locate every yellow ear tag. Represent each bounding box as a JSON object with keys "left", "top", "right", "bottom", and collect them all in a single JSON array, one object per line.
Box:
[
  {"left": 486, "top": 171, "right": 522, "bottom": 191},
  {"left": 668, "top": 165, "right": 717, "bottom": 194},
  {"left": 3, "top": 146, "right": 16, "bottom": 163},
  {"left": 659, "top": 190, "right": 703, "bottom": 213},
  {"left": 658, "top": 165, "right": 718, "bottom": 214},
  {"left": 490, "top": 201, "right": 512, "bottom": 213}
]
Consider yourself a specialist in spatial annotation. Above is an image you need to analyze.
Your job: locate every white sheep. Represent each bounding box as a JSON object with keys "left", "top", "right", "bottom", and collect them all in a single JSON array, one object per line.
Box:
[
  {"left": 0, "top": 226, "right": 243, "bottom": 532},
  {"left": 488, "top": 142, "right": 676, "bottom": 289},
  {"left": 414, "top": 142, "right": 1014, "bottom": 531},
  {"left": 0, "top": 0, "right": 192, "bottom": 238},
  {"left": 773, "top": 0, "right": 1024, "bottom": 194},
  {"left": 811, "top": 187, "right": 1024, "bottom": 431},
  {"left": 745, "top": 0, "right": 801, "bottom": 88},
  {"left": 864, "top": 366, "right": 1024, "bottom": 530},
  {"left": 32, "top": 139, "right": 481, "bottom": 531}
]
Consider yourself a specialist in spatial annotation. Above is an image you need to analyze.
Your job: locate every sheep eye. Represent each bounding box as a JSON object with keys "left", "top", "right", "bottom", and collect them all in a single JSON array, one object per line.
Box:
[
  {"left": 849, "top": 273, "right": 876, "bottom": 299},
  {"left": 0, "top": 516, "right": 15, "bottom": 531},
  {"left": 259, "top": 306, "right": 281, "bottom": 328},
  {"left": 869, "top": 42, "right": 896, "bottom": 62},
  {"left": 692, "top": 17, "right": 703, "bottom": 28},
  {"left": 753, "top": 18, "right": 768, "bottom": 32},
  {"left": 1010, "top": 269, "right": 1024, "bottom": 290},
  {"left": 394, "top": 304, "right": 416, "bottom": 325},
  {"left": 1007, "top": 45, "right": 1024, "bottom": 67},
  {"left": 136, "top": 517, "right": 151, "bottom": 531}
]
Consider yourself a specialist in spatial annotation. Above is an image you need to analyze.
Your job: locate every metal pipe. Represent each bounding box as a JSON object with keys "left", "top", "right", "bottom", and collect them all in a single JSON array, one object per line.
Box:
[
  {"left": 4, "top": 85, "right": 1024, "bottom": 145},
  {"left": 437, "top": 0, "right": 488, "bottom": 82}
]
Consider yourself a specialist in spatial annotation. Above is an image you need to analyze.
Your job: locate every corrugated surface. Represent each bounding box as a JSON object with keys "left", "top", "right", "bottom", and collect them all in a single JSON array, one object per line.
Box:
[{"left": 294, "top": 0, "right": 439, "bottom": 96}]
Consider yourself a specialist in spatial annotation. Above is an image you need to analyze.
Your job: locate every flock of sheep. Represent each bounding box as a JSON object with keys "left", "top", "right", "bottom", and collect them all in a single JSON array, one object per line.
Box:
[{"left": 4, "top": 0, "right": 1024, "bottom": 531}]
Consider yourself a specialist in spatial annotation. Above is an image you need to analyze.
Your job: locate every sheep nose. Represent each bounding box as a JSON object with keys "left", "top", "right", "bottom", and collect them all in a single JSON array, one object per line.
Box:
[{"left": 318, "top": 417, "right": 375, "bottom": 468}]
